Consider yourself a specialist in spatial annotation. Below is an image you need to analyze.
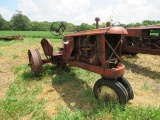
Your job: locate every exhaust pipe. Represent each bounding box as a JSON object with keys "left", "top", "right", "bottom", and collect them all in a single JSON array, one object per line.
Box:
[{"left": 95, "top": 17, "right": 100, "bottom": 29}]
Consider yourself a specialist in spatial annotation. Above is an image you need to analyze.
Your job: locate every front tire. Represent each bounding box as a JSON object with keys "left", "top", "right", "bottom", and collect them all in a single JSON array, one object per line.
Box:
[
  {"left": 117, "top": 76, "right": 134, "bottom": 100},
  {"left": 93, "top": 78, "right": 128, "bottom": 104}
]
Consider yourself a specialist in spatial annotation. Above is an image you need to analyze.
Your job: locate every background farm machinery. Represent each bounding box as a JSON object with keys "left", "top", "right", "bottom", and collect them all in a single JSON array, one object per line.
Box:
[
  {"left": 0, "top": 34, "right": 25, "bottom": 40},
  {"left": 28, "top": 18, "right": 160, "bottom": 104},
  {"left": 123, "top": 25, "right": 160, "bottom": 55}
]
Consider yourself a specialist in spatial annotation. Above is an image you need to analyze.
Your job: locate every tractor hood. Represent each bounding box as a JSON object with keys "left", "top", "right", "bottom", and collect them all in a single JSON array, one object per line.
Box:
[{"left": 66, "top": 26, "right": 128, "bottom": 37}]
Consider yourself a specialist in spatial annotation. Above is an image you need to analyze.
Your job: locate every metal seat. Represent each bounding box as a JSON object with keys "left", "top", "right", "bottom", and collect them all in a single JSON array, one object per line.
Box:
[{"left": 41, "top": 38, "right": 53, "bottom": 57}]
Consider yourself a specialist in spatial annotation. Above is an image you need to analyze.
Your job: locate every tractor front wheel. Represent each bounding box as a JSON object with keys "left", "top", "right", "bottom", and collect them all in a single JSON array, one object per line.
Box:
[
  {"left": 93, "top": 78, "right": 128, "bottom": 104},
  {"left": 117, "top": 76, "right": 134, "bottom": 100}
]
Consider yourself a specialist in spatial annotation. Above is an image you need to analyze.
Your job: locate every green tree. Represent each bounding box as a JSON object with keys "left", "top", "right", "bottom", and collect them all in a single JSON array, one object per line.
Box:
[
  {"left": 30, "top": 21, "right": 41, "bottom": 31},
  {"left": 142, "top": 20, "right": 150, "bottom": 26},
  {"left": 100, "top": 22, "right": 106, "bottom": 28},
  {"left": 75, "top": 23, "right": 94, "bottom": 31},
  {"left": 134, "top": 22, "right": 141, "bottom": 26},
  {"left": 0, "top": 14, "right": 7, "bottom": 30},
  {"left": 0, "top": 15, "right": 12, "bottom": 30},
  {"left": 156, "top": 20, "right": 160, "bottom": 24},
  {"left": 61, "top": 21, "right": 76, "bottom": 32},
  {"left": 40, "top": 21, "right": 50, "bottom": 31},
  {"left": 11, "top": 10, "right": 31, "bottom": 30},
  {"left": 4, "top": 21, "right": 11, "bottom": 30},
  {"left": 31, "top": 21, "right": 49, "bottom": 31}
]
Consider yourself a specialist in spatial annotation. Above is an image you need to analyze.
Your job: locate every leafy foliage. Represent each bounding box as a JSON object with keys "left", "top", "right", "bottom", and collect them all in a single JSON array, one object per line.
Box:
[
  {"left": 0, "top": 14, "right": 6, "bottom": 30},
  {"left": 10, "top": 10, "right": 31, "bottom": 31},
  {"left": 0, "top": 15, "right": 11, "bottom": 30},
  {"left": 1, "top": 11, "right": 160, "bottom": 32}
]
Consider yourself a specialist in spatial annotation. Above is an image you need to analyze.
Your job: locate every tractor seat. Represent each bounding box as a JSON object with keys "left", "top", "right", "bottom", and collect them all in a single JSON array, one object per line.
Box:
[
  {"left": 41, "top": 38, "right": 53, "bottom": 57},
  {"left": 41, "top": 38, "right": 62, "bottom": 57}
]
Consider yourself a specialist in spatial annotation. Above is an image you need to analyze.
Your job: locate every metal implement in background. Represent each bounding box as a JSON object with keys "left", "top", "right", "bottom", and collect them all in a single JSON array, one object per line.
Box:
[
  {"left": 0, "top": 34, "right": 26, "bottom": 40},
  {"left": 123, "top": 25, "right": 160, "bottom": 55}
]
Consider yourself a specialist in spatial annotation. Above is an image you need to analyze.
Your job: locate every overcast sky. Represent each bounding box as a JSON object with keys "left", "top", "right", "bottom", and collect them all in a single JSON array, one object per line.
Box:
[{"left": 0, "top": 0, "right": 160, "bottom": 25}]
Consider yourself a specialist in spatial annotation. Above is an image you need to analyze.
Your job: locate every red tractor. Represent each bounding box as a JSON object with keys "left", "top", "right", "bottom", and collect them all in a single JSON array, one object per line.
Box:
[{"left": 28, "top": 18, "right": 134, "bottom": 104}]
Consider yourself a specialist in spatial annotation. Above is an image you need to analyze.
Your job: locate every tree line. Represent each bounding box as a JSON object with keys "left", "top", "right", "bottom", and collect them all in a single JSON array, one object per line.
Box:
[{"left": 0, "top": 11, "right": 160, "bottom": 31}]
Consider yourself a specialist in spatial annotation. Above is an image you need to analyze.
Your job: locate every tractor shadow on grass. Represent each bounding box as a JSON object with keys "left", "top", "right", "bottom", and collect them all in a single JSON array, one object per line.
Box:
[
  {"left": 48, "top": 65, "right": 127, "bottom": 116},
  {"left": 21, "top": 64, "right": 127, "bottom": 114},
  {"left": 49, "top": 65, "right": 100, "bottom": 111},
  {"left": 20, "top": 64, "right": 100, "bottom": 111},
  {"left": 49, "top": 65, "right": 124, "bottom": 114},
  {"left": 122, "top": 59, "right": 160, "bottom": 82}
]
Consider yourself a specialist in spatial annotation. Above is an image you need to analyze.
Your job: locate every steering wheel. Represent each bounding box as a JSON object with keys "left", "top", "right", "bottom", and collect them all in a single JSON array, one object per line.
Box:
[{"left": 50, "top": 22, "right": 66, "bottom": 36}]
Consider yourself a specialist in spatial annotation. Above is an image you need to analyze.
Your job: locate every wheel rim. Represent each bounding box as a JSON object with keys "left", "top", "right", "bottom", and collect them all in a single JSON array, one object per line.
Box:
[
  {"left": 30, "top": 56, "right": 36, "bottom": 71},
  {"left": 97, "top": 85, "right": 119, "bottom": 102},
  {"left": 28, "top": 49, "right": 43, "bottom": 75}
]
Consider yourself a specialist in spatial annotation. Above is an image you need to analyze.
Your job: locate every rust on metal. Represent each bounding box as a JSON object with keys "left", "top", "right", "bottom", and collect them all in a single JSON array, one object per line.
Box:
[
  {"left": 41, "top": 38, "right": 54, "bottom": 57},
  {"left": 122, "top": 44, "right": 160, "bottom": 55},
  {"left": 66, "top": 26, "right": 128, "bottom": 37},
  {"left": 95, "top": 17, "right": 100, "bottom": 29},
  {"left": 0, "top": 34, "right": 26, "bottom": 40},
  {"left": 28, "top": 49, "right": 43, "bottom": 75},
  {"left": 27, "top": 18, "right": 135, "bottom": 104},
  {"left": 126, "top": 25, "right": 160, "bottom": 37},
  {"left": 68, "top": 61, "right": 125, "bottom": 78},
  {"left": 123, "top": 25, "right": 160, "bottom": 55},
  {"left": 106, "top": 22, "right": 111, "bottom": 27},
  {"left": 28, "top": 22, "right": 128, "bottom": 79}
]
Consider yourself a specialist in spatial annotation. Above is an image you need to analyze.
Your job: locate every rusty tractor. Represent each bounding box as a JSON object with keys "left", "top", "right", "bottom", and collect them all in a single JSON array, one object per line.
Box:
[
  {"left": 28, "top": 18, "right": 134, "bottom": 104},
  {"left": 123, "top": 25, "right": 160, "bottom": 55}
]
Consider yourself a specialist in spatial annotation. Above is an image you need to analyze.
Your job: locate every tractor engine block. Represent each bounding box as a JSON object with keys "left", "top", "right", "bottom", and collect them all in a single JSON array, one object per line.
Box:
[{"left": 72, "top": 36, "right": 100, "bottom": 66}]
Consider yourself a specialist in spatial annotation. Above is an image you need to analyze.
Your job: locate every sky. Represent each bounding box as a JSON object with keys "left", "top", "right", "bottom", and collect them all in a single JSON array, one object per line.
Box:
[{"left": 0, "top": 0, "right": 160, "bottom": 25}]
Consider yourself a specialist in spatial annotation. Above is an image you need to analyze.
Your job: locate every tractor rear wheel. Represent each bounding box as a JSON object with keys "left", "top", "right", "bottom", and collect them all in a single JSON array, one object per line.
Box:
[
  {"left": 28, "top": 49, "right": 43, "bottom": 76},
  {"left": 93, "top": 78, "right": 128, "bottom": 104}
]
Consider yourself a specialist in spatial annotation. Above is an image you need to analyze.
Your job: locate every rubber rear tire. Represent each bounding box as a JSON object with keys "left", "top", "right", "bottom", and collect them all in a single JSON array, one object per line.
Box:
[{"left": 93, "top": 78, "right": 128, "bottom": 104}]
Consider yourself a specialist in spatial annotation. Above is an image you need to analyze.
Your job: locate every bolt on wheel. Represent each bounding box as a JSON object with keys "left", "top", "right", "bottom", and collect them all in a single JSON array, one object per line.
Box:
[{"left": 97, "top": 85, "right": 119, "bottom": 102}]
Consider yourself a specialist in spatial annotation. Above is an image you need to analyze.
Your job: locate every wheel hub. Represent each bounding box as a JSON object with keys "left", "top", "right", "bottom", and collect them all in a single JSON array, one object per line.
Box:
[{"left": 97, "top": 86, "right": 119, "bottom": 102}]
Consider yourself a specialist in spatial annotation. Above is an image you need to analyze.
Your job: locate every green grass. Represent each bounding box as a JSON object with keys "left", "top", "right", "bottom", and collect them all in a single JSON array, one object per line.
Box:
[
  {"left": 141, "top": 83, "right": 151, "bottom": 90},
  {"left": 0, "top": 39, "right": 20, "bottom": 47},
  {"left": 0, "top": 37, "right": 62, "bottom": 49},
  {"left": 0, "top": 50, "right": 4, "bottom": 57},
  {"left": 53, "top": 104, "right": 160, "bottom": 120},
  {"left": 0, "top": 31, "right": 72, "bottom": 39},
  {"left": 0, "top": 64, "right": 48, "bottom": 119},
  {"left": 1, "top": 63, "right": 160, "bottom": 120},
  {"left": 0, "top": 37, "right": 160, "bottom": 119}
]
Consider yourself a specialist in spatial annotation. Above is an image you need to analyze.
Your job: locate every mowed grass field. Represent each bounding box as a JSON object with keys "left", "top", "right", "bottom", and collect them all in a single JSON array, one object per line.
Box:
[
  {"left": 0, "top": 31, "right": 160, "bottom": 120},
  {"left": 0, "top": 31, "right": 72, "bottom": 39}
]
